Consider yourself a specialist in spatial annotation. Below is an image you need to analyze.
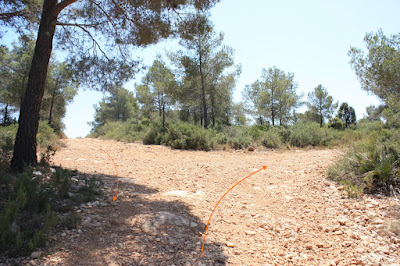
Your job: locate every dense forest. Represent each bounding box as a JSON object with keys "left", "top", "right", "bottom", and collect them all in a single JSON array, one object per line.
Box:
[{"left": 0, "top": 0, "right": 399, "bottom": 259}]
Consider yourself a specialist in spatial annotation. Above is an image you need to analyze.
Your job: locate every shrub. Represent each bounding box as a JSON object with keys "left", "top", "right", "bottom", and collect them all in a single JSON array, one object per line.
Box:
[
  {"left": 37, "top": 122, "right": 59, "bottom": 150},
  {"left": 0, "top": 166, "right": 101, "bottom": 256},
  {"left": 143, "top": 124, "right": 164, "bottom": 145},
  {"left": 163, "top": 122, "right": 215, "bottom": 151},
  {"left": 260, "top": 129, "right": 282, "bottom": 149},
  {"left": 61, "top": 211, "right": 82, "bottom": 229},
  {"left": 88, "top": 119, "right": 149, "bottom": 143},
  {"left": 327, "top": 130, "right": 400, "bottom": 196},
  {"left": 228, "top": 137, "right": 251, "bottom": 150},
  {"left": 77, "top": 175, "right": 102, "bottom": 203},
  {"left": 0, "top": 168, "right": 57, "bottom": 255},
  {"left": 289, "top": 122, "right": 337, "bottom": 147},
  {"left": 0, "top": 124, "right": 17, "bottom": 167},
  {"left": 246, "top": 124, "right": 270, "bottom": 140},
  {"left": 328, "top": 117, "right": 345, "bottom": 130}
]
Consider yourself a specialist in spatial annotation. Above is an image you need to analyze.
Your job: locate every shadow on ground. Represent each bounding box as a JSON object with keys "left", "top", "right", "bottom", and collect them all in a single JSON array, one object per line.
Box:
[{"left": 49, "top": 171, "right": 227, "bottom": 266}]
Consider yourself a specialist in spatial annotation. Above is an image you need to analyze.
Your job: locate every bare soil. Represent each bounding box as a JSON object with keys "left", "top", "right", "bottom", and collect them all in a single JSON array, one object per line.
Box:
[{"left": 36, "top": 138, "right": 400, "bottom": 265}]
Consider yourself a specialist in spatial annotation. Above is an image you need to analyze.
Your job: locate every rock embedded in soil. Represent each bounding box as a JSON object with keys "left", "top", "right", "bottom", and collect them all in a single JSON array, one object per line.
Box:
[{"left": 30, "top": 251, "right": 42, "bottom": 259}]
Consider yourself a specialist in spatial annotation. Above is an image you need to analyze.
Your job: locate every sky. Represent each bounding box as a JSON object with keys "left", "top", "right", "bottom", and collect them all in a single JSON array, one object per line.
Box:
[{"left": 4, "top": 0, "right": 400, "bottom": 138}]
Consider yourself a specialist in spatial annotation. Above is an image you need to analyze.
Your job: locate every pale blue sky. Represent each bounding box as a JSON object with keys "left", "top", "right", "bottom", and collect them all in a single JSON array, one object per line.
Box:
[{"left": 5, "top": 0, "right": 400, "bottom": 138}]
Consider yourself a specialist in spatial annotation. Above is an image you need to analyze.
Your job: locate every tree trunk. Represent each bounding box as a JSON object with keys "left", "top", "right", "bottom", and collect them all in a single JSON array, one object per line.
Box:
[
  {"left": 199, "top": 54, "right": 208, "bottom": 129},
  {"left": 162, "top": 103, "right": 166, "bottom": 128},
  {"left": 158, "top": 93, "right": 162, "bottom": 117},
  {"left": 319, "top": 108, "right": 323, "bottom": 128},
  {"left": 193, "top": 107, "right": 198, "bottom": 125},
  {"left": 11, "top": 0, "right": 58, "bottom": 171},
  {"left": 210, "top": 92, "right": 216, "bottom": 127},
  {"left": 48, "top": 83, "right": 58, "bottom": 125},
  {"left": 271, "top": 90, "right": 275, "bottom": 126},
  {"left": 271, "top": 107, "right": 275, "bottom": 126},
  {"left": 3, "top": 104, "right": 8, "bottom": 125}
]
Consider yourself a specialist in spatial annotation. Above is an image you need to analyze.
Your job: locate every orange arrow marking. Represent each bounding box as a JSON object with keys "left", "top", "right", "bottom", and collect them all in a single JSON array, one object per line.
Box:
[
  {"left": 201, "top": 166, "right": 267, "bottom": 258},
  {"left": 100, "top": 149, "right": 119, "bottom": 201}
]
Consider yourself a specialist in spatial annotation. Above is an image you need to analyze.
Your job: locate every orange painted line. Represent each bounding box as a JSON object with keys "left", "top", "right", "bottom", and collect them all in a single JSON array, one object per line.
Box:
[
  {"left": 100, "top": 149, "right": 119, "bottom": 201},
  {"left": 201, "top": 166, "right": 267, "bottom": 258}
]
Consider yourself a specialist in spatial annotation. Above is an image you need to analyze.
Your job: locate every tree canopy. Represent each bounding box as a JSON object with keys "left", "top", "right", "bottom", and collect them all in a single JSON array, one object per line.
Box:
[
  {"left": 91, "top": 87, "right": 139, "bottom": 129},
  {"left": 137, "top": 57, "right": 177, "bottom": 127},
  {"left": 1, "top": 0, "right": 219, "bottom": 171},
  {"left": 243, "top": 66, "right": 301, "bottom": 126},
  {"left": 171, "top": 13, "right": 239, "bottom": 128},
  {"left": 307, "top": 84, "right": 338, "bottom": 127},
  {"left": 338, "top": 102, "right": 356, "bottom": 128},
  {"left": 349, "top": 29, "right": 400, "bottom": 126}
]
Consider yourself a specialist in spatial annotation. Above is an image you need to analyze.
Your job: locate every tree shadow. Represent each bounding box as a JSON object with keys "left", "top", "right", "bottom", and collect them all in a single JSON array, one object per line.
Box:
[{"left": 48, "top": 172, "right": 227, "bottom": 265}]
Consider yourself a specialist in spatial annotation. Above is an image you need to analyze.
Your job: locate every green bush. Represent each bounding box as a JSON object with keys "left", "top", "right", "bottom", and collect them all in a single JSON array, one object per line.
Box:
[
  {"left": 0, "top": 124, "right": 18, "bottom": 166},
  {"left": 37, "top": 122, "right": 59, "bottom": 149},
  {"left": 327, "top": 129, "right": 400, "bottom": 196},
  {"left": 163, "top": 122, "right": 215, "bottom": 151},
  {"left": 289, "top": 122, "right": 337, "bottom": 147},
  {"left": 0, "top": 122, "right": 60, "bottom": 167},
  {"left": 246, "top": 124, "right": 270, "bottom": 140},
  {"left": 0, "top": 166, "right": 101, "bottom": 255},
  {"left": 228, "top": 137, "right": 251, "bottom": 149},
  {"left": 89, "top": 119, "right": 378, "bottom": 151},
  {"left": 328, "top": 117, "right": 345, "bottom": 130},
  {"left": 143, "top": 124, "right": 165, "bottom": 145},
  {"left": 0, "top": 168, "right": 57, "bottom": 255},
  {"left": 61, "top": 211, "right": 82, "bottom": 229},
  {"left": 260, "top": 130, "right": 282, "bottom": 149},
  {"left": 88, "top": 119, "right": 149, "bottom": 143},
  {"left": 77, "top": 175, "right": 102, "bottom": 203}
]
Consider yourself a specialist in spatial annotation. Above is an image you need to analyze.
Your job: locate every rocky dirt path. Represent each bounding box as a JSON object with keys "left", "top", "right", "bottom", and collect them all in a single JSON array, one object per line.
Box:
[{"left": 37, "top": 138, "right": 400, "bottom": 265}]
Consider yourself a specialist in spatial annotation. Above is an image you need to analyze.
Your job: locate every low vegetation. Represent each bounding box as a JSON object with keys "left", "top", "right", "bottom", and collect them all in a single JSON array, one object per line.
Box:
[
  {"left": 328, "top": 127, "right": 400, "bottom": 197},
  {"left": 0, "top": 122, "right": 101, "bottom": 256},
  {"left": 88, "top": 118, "right": 382, "bottom": 151}
]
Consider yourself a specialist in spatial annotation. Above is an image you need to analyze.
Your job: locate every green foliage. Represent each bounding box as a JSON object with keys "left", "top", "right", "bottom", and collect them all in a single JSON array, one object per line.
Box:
[
  {"left": 36, "top": 121, "right": 59, "bottom": 150},
  {"left": 231, "top": 102, "right": 247, "bottom": 126},
  {"left": 137, "top": 56, "right": 178, "bottom": 127},
  {"left": 349, "top": 30, "right": 400, "bottom": 127},
  {"left": 243, "top": 66, "right": 301, "bottom": 126},
  {"left": 61, "top": 212, "right": 82, "bottom": 230},
  {"left": 91, "top": 88, "right": 140, "bottom": 129},
  {"left": 172, "top": 13, "right": 239, "bottom": 128},
  {"left": 338, "top": 102, "right": 356, "bottom": 128},
  {"left": 0, "top": 122, "right": 59, "bottom": 168},
  {"left": 77, "top": 175, "right": 102, "bottom": 203},
  {"left": 260, "top": 129, "right": 282, "bottom": 149},
  {"left": 93, "top": 119, "right": 360, "bottom": 150},
  {"left": 0, "top": 168, "right": 55, "bottom": 254},
  {"left": 307, "top": 84, "right": 338, "bottom": 127},
  {"left": 289, "top": 122, "right": 336, "bottom": 147},
  {"left": 0, "top": 123, "right": 17, "bottom": 166},
  {"left": 40, "top": 61, "right": 77, "bottom": 131},
  {"left": 0, "top": 35, "right": 76, "bottom": 131},
  {"left": 246, "top": 124, "right": 270, "bottom": 140},
  {"left": 147, "top": 122, "right": 216, "bottom": 151},
  {"left": 89, "top": 119, "right": 149, "bottom": 143},
  {"left": 340, "top": 180, "right": 365, "bottom": 198},
  {"left": 328, "top": 117, "right": 345, "bottom": 130},
  {"left": 328, "top": 129, "right": 400, "bottom": 196},
  {"left": 0, "top": 164, "right": 101, "bottom": 255},
  {"left": 365, "top": 105, "right": 384, "bottom": 122}
]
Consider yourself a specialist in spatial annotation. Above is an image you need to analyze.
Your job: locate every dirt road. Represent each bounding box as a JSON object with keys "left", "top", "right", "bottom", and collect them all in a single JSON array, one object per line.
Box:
[{"left": 40, "top": 138, "right": 400, "bottom": 265}]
